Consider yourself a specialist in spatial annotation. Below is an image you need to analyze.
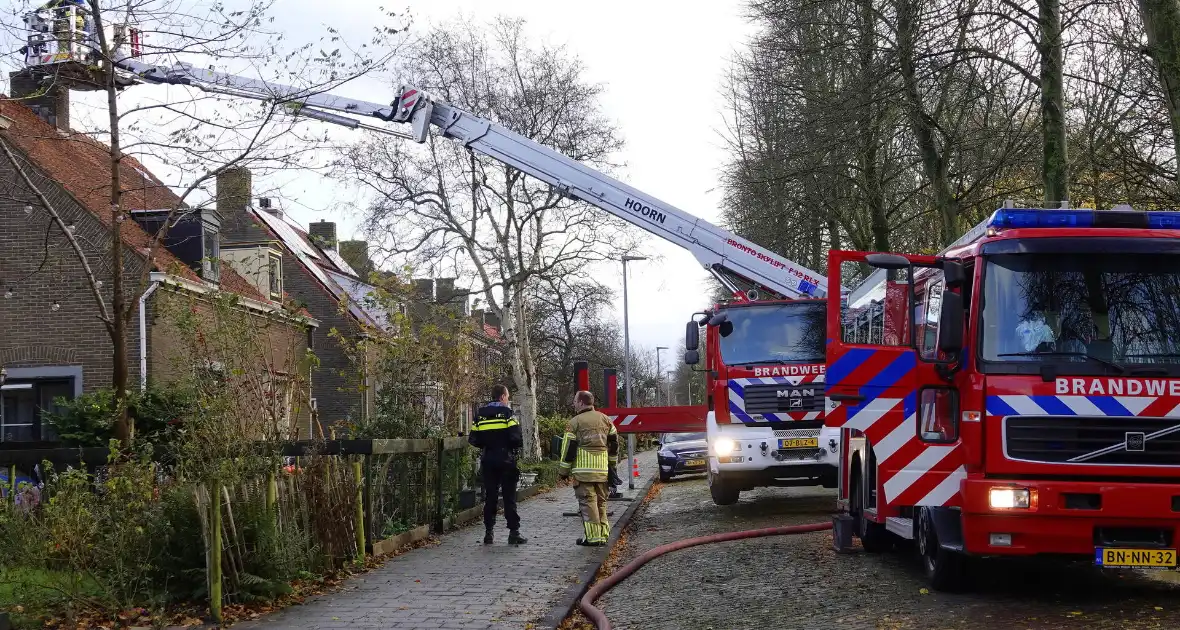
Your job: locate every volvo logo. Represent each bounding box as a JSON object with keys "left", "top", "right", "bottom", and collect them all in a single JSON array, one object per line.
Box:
[{"left": 1125, "top": 431, "right": 1146, "bottom": 452}]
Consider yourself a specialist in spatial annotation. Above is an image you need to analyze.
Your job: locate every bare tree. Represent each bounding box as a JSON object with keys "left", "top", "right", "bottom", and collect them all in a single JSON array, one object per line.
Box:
[
  {"left": 0, "top": 0, "right": 404, "bottom": 441},
  {"left": 340, "top": 16, "right": 633, "bottom": 458}
]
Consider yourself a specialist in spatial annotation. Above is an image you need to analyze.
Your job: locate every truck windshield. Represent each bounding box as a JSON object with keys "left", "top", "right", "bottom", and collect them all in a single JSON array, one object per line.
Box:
[
  {"left": 717, "top": 302, "right": 826, "bottom": 365},
  {"left": 980, "top": 253, "right": 1180, "bottom": 370}
]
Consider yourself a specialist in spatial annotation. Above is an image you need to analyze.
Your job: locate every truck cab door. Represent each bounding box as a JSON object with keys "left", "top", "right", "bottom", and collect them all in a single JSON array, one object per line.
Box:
[{"left": 825, "top": 250, "right": 967, "bottom": 513}]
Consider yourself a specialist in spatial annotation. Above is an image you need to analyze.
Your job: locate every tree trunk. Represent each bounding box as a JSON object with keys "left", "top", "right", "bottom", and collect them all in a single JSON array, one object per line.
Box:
[
  {"left": 1138, "top": 0, "right": 1180, "bottom": 193},
  {"left": 98, "top": 9, "right": 131, "bottom": 443},
  {"left": 1039, "top": 0, "right": 1069, "bottom": 206},
  {"left": 500, "top": 287, "right": 541, "bottom": 460},
  {"left": 896, "top": 0, "right": 957, "bottom": 244},
  {"left": 860, "top": 0, "right": 890, "bottom": 253}
]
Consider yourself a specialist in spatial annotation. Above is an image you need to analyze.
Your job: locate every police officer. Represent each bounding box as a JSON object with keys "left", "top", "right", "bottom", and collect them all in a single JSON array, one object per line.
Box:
[
  {"left": 469, "top": 384, "right": 527, "bottom": 545},
  {"left": 558, "top": 390, "right": 619, "bottom": 546}
]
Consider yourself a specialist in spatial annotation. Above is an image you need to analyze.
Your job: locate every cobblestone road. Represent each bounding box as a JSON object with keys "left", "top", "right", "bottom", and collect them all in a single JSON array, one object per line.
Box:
[
  {"left": 234, "top": 451, "right": 656, "bottom": 630},
  {"left": 596, "top": 476, "right": 1180, "bottom": 630}
]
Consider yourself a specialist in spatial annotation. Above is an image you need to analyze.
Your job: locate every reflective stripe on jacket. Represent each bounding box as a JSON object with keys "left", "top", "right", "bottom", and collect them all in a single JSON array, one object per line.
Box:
[{"left": 558, "top": 408, "right": 617, "bottom": 483}]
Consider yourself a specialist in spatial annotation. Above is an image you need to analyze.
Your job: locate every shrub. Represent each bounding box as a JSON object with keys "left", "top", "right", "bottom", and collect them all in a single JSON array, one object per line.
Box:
[
  {"left": 42, "top": 385, "right": 197, "bottom": 448},
  {"left": 537, "top": 415, "right": 568, "bottom": 458}
]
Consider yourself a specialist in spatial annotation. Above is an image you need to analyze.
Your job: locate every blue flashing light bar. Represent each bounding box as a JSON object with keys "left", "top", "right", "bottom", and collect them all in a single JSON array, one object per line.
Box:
[{"left": 987, "top": 207, "right": 1180, "bottom": 231}]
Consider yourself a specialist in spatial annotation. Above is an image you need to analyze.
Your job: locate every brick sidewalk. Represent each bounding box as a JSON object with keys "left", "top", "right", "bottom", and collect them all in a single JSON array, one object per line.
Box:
[{"left": 233, "top": 450, "right": 657, "bottom": 630}]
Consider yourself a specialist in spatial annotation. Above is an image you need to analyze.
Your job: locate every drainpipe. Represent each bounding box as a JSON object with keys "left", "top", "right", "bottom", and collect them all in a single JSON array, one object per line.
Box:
[{"left": 139, "top": 280, "right": 161, "bottom": 392}]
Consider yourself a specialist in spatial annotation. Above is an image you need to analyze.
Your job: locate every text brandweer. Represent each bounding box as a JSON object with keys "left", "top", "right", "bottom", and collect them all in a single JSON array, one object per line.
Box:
[{"left": 1055, "top": 377, "right": 1180, "bottom": 396}]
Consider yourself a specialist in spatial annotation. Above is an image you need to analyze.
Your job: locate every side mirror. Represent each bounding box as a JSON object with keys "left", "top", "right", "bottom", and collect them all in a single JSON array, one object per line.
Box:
[
  {"left": 938, "top": 289, "right": 964, "bottom": 354},
  {"left": 941, "top": 260, "right": 966, "bottom": 288},
  {"left": 708, "top": 311, "right": 729, "bottom": 327},
  {"left": 685, "top": 320, "right": 699, "bottom": 351},
  {"left": 684, "top": 349, "right": 700, "bottom": 365},
  {"left": 865, "top": 253, "right": 911, "bottom": 270}
]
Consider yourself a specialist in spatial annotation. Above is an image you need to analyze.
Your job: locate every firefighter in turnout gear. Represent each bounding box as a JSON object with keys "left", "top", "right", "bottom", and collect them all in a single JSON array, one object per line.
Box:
[
  {"left": 558, "top": 390, "right": 619, "bottom": 546},
  {"left": 469, "top": 384, "right": 527, "bottom": 545}
]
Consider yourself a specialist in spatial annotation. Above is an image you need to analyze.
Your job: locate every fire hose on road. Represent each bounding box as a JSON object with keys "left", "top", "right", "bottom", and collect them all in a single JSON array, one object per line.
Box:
[{"left": 578, "top": 521, "right": 834, "bottom": 630}]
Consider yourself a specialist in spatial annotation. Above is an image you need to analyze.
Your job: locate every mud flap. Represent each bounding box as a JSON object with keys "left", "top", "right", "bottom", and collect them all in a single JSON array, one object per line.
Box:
[{"left": 929, "top": 506, "right": 964, "bottom": 552}]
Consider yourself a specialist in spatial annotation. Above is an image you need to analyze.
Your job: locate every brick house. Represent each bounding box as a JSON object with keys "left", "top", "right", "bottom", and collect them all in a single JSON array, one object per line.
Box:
[
  {"left": 0, "top": 97, "right": 317, "bottom": 443},
  {"left": 214, "top": 169, "right": 506, "bottom": 434}
]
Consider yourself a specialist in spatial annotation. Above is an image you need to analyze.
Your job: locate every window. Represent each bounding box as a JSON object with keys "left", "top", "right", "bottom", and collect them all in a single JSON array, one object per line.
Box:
[
  {"left": 202, "top": 227, "right": 220, "bottom": 283},
  {"left": 1, "top": 379, "right": 73, "bottom": 442},
  {"left": 918, "top": 275, "right": 945, "bottom": 360},
  {"left": 268, "top": 252, "right": 283, "bottom": 298},
  {"left": 918, "top": 388, "right": 958, "bottom": 443}
]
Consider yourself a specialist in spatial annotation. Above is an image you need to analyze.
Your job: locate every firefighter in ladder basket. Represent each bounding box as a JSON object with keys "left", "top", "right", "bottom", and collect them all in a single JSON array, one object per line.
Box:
[{"left": 558, "top": 390, "right": 619, "bottom": 546}]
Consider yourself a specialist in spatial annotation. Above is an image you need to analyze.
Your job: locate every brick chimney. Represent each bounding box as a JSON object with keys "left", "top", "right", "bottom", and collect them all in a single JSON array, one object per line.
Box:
[
  {"left": 9, "top": 71, "right": 69, "bottom": 131},
  {"left": 339, "top": 239, "right": 373, "bottom": 277},
  {"left": 215, "top": 166, "right": 256, "bottom": 244},
  {"left": 309, "top": 221, "right": 337, "bottom": 251}
]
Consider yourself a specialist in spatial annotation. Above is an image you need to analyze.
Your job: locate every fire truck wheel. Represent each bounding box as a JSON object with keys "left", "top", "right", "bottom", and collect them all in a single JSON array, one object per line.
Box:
[
  {"left": 917, "top": 507, "right": 966, "bottom": 592},
  {"left": 707, "top": 470, "right": 740, "bottom": 505},
  {"left": 851, "top": 472, "right": 892, "bottom": 552}
]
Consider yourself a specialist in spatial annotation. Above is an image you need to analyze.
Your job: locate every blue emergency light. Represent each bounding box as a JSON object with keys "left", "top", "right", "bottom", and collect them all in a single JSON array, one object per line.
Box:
[{"left": 987, "top": 207, "right": 1180, "bottom": 231}]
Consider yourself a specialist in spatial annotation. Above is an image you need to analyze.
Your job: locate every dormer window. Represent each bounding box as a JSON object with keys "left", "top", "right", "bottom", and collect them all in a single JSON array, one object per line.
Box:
[
  {"left": 268, "top": 251, "right": 282, "bottom": 298},
  {"left": 130, "top": 206, "right": 222, "bottom": 284}
]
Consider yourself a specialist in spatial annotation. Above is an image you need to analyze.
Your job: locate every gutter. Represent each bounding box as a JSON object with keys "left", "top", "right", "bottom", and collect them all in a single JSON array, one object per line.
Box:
[
  {"left": 139, "top": 280, "right": 161, "bottom": 391},
  {"left": 147, "top": 272, "right": 321, "bottom": 328}
]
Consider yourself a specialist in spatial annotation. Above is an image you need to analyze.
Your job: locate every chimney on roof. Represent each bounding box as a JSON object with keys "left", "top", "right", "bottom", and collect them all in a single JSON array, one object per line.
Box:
[
  {"left": 216, "top": 167, "right": 252, "bottom": 217},
  {"left": 309, "top": 221, "right": 337, "bottom": 251},
  {"left": 9, "top": 71, "right": 70, "bottom": 131},
  {"left": 339, "top": 239, "right": 374, "bottom": 278}
]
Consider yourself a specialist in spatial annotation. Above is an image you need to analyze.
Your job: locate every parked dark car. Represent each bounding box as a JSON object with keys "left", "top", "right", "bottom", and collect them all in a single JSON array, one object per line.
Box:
[{"left": 657, "top": 432, "right": 708, "bottom": 482}]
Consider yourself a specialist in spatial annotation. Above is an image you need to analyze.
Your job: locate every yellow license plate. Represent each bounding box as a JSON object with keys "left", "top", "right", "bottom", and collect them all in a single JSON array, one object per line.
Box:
[
  {"left": 1096, "top": 548, "right": 1176, "bottom": 568},
  {"left": 779, "top": 438, "right": 819, "bottom": 449},
  {"left": 682, "top": 459, "right": 705, "bottom": 467}
]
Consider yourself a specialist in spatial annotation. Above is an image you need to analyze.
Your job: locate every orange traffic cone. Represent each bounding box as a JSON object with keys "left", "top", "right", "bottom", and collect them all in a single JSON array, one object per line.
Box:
[{"left": 632, "top": 459, "right": 640, "bottom": 478}]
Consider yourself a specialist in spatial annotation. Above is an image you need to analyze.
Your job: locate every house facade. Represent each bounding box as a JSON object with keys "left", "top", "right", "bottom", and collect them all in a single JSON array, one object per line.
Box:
[{"left": 0, "top": 94, "right": 316, "bottom": 443}]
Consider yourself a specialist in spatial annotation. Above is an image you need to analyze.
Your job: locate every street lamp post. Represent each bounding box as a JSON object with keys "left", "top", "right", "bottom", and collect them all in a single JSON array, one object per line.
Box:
[
  {"left": 621, "top": 255, "right": 646, "bottom": 490},
  {"left": 655, "top": 346, "right": 668, "bottom": 405}
]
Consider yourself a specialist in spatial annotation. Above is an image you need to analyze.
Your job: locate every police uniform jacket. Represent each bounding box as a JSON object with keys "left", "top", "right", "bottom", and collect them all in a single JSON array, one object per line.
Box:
[{"left": 469, "top": 402, "right": 523, "bottom": 468}]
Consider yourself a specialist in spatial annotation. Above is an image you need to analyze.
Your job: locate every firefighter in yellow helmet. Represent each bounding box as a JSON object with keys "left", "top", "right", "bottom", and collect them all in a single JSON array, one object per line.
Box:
[{"left": 558, "top": 390, "right": 619, "bottom": 546}]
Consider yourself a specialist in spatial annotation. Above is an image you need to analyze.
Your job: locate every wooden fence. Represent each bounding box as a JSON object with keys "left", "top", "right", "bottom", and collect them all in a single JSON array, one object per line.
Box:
[{"left": 0, "top": 438, "right": 479, "bottom": 622}]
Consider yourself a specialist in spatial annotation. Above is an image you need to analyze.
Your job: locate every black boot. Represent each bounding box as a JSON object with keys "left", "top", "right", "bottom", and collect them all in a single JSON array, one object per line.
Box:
[
  {"left": 483, "top": 529, "right": 494, "bottom": 545},
  {"left": 508, "top": 530, "right": 528, "bottom": 545}
]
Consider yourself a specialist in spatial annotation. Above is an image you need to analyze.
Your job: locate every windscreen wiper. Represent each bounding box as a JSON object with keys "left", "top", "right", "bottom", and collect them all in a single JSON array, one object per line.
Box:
[{"left": 996, "top": 351, "right": 1127, "bottom": 374}]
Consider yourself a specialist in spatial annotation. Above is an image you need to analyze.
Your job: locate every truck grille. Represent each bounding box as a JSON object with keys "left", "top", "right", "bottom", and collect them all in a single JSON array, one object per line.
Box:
[
  {"left": 741, "top": 383, "right": 825, "bottom": 414},
  {"left": 1005, "top": 416, "right": 1180, "bottom": 466}
]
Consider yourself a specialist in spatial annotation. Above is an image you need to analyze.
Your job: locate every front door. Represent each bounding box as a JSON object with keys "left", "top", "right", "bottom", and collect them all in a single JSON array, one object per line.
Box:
[{"left": 825, "top": 250, "right": 966, "bottom": 512}]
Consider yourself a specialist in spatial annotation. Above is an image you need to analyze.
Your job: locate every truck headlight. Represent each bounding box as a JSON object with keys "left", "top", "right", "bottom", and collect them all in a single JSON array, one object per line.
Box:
[
  {"left": 712, "top": 437, "right": 737, "bottom": 456},
  {"left": 989, "top": 487, "right": 1030, "bottom": 509}
]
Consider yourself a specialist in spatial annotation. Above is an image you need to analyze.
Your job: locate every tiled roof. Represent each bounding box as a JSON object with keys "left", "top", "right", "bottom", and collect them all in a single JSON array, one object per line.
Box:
[
  {"left": 0, "top": 98, "right": 269, "bottom": 303},
  {"left": 248, "top": 206, "right": 390, "bottom": 330}
]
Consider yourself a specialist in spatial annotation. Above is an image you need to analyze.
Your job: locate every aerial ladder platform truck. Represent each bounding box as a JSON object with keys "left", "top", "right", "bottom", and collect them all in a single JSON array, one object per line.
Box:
[
  {"left": 20, "top": 6, "right": 847, "bottom": 505},
  {"left": 828, "top": 206, "right": 1180, "bottom": 590}
]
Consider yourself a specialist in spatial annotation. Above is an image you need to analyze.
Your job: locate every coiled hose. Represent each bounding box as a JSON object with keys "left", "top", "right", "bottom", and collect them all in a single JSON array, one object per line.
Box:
[{"left": 578, "top": 521, "right": 833, "bottom": 630}]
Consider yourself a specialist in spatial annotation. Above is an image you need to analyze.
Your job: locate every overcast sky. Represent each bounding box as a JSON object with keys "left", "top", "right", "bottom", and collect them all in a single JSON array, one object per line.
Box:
[{"left": 13, "top": 0, "right": 761, "bottom": 373}]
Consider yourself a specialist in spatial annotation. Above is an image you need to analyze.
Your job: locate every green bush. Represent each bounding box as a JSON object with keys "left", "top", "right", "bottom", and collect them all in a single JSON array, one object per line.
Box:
[
  {"left": 537, "top": 415, "right": 568, "bottom": 458},
  {"left": 43, "top": 385, "right": 198, "bottom": 448}
]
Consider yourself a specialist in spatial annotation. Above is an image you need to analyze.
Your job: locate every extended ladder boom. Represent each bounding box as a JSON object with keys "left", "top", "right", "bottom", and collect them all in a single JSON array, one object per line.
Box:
[{"left": 102, "top": 56, "right": 834, "bottom": 298}]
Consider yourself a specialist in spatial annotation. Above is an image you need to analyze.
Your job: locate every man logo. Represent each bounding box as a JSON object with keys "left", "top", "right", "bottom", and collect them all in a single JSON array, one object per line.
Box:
[
  {"left": 776, "top": 388, "right": 815, "bottom": 399},
  {"left": 1125, "top": 432, "right": 1146, "bottom": 452},
  {"left": 789, "top": 398, "right": 803, "bottom": 409}
]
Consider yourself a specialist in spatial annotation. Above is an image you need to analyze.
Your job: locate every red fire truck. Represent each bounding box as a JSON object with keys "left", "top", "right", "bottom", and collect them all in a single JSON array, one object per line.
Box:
[{"left": 827, "top": 206, "right": 1180, "bottom": 590}]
